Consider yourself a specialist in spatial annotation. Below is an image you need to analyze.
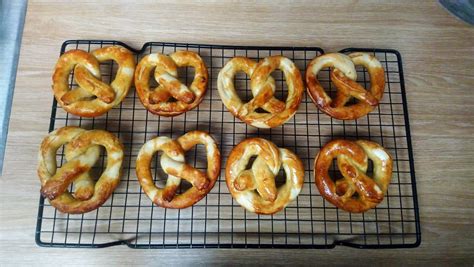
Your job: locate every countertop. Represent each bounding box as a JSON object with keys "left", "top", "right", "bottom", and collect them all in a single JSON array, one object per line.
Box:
[{"left": 1, "top": 0, "right": 473, "bottom": 265}]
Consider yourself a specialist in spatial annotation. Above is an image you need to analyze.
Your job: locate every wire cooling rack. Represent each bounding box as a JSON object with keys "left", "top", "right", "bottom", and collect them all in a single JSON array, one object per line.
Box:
[{"left": 35, "top": 40, "right": 420, "bottom": 249}]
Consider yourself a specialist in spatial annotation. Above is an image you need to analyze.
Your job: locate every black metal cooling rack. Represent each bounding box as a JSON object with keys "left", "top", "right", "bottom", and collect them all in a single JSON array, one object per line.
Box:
[{"left": 35, "top": 40, "right": 421, "bottom": 249}]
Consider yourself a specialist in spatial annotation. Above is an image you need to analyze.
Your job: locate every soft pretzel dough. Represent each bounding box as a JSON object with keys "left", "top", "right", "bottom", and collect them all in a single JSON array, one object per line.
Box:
[
  {"left": 52, "top": 46, "right": 135, "bottom": 117},
  {"left": 37, "top": 126, "right": 124, "bottom": 213},
  {"left": 314, "top": 139, "right": 393, "bottom": 213},
  {"left": 226, "top": 138, "right": 304, "bottom": 214},
  {"left": 136, "top": 131, "right": 220, "bottom": 208},
  {"left": 218, "top": 56, "right": 304, "bottom": 128},
  {"left": 135, "top": 51, "right": 208, "bottom": 116},
  {"left": 306, "top": 52, "right": 385, "bottom": 120}
]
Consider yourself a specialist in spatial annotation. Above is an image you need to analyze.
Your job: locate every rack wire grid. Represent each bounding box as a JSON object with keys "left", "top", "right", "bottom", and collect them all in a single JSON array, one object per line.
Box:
[{"left": 35, "top": 40, "right": 421, "bottom": 249}]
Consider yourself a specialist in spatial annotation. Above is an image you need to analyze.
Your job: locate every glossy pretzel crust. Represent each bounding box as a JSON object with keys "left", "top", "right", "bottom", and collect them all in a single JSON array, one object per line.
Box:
[
  {"left": 136, "top": 131, "right": 220, "bottom": 208},
  {"left": 218, "top": 56, "right": 304, "bottom": 128},
  {"left": 37, "top": 126, "right": 124, "bottom": 213},
  {"left": 135, "top": 51, "right": 208, "bottom": 116},
  {"left": 314, "top": 139, "right": 393, "bottom": 213},
  {"left": 306, "top": 52, "right": 385, "bottom": 120},
  {"left": 52, "top": 46, "right": 135, "bottom": 117},
  {"left": 226, "top": 138, "right": 304, "bottom": 215}
]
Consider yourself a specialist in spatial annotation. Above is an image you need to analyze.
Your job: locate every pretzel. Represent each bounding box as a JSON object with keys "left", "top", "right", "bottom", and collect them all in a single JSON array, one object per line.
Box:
[
  {"left": 306, "top": 52, "right": 385, "bottom": 120},
  {"left": 314, "top": 139, "right": 393, "bottom": 213},
  {"left": 136, "top": 131, "right": 220, "bottom": 208},
  {"left": 218, "top": 56, "right": 304, "bottom": 128},
  {"left": 52, "top": 46, "right": 135, "bottom": 117},
  {"left": 226, "top": 138, "right": 304, "bottom": 214},
  {"left": 135, "top": 51, "right": 208, "bottom": 116},
  {"left": 37, "top": 126, "right": 124, "bottom": 213}
]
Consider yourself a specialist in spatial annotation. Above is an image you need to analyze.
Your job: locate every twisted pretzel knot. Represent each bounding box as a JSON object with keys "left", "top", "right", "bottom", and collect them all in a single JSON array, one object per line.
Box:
[
  {"left": 314, "top": 139, "right": 393, "bottom": 213},
  {"left": 135, "top": 51, "right": 208, "bottom": 116},
  {"left": 218, "top": 56, "right": 304, "bottom": 128},
  {"left": 306, "top": 52, "right": 385, "bottom": 120},
  {"left": 136, "top": 131, "right": 220, "bottom": 208},
  {"left": 226, "top": 138, "right": 304, "bottom": 214},
  {"left": 37, "top": 126, "right": 124, "bottom": 214},
  {"left": 52, "top": 46, "right": 135, "bottom": 117}
]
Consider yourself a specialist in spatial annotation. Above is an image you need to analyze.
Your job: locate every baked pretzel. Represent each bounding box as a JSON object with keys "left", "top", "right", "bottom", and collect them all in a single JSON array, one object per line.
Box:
[
  {"left": 136, "top": 131, "right": 220, "bottom": 208},
  {"left": 226, "top": 138, "right": 304, "bottom": 214},
  {"left": 52, "top": 46, "right": 135, "bottom": 117},
  {"left": 314, "top": 139, "right": 393, "bottom": 213},
  {"left": 135, "top": 51, "right": 208, "bottom": 116},
  {"left": 37, "top": 126, "right": 124, "bottom": 213},
  {"left": 306, "top": 52, "right": 385, "bottom": 120},
  {"left": 218, "top": 56, "right": 304, "bottom": 128}
]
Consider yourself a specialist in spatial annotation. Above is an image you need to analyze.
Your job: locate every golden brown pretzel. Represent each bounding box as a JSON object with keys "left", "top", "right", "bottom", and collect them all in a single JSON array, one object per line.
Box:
[
  {"left": 135, "top": 51, "right": 208, "bottom": 116},
  {"left": 52, "top": 46, "right": 135, "bottom": 117},
  {"left": 226, "top": 138, "right": 304, "bottom": 214},
  {"left": 314, "top": 139, "right": 393, "bottom": 213},
  {"left": 306, "top": 52, "right": 385, "bottom": 120},
  {"left": 136, "top": 131, "right": 220, "bottom": 208},
  {"left": 37, "top": 126, "right": 124, "bottom": 213},
  {"left": 218, "top": 56, "right": 304, "bottom": 128}
]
